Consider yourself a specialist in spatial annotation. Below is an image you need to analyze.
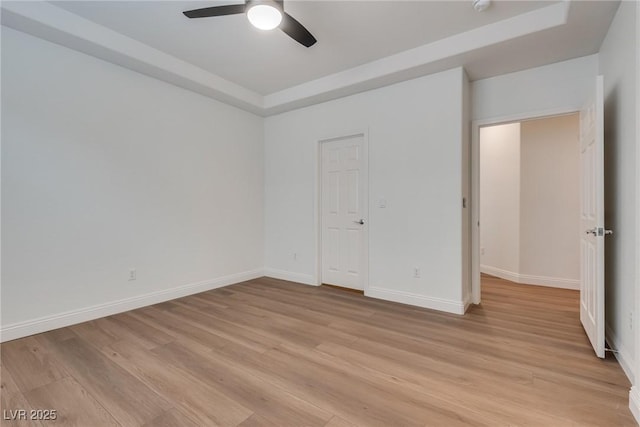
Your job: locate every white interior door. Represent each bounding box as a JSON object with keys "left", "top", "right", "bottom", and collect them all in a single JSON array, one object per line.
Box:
[
  {"left": 321, "top": 134, "right": 367, "bottom": 290},
  {"left": 580, "top": 75, "right": 605, "bottom": 358}
]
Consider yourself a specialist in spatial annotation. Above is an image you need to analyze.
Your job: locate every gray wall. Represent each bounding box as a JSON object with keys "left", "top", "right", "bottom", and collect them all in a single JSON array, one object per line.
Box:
[{"left": 599, "top": 0, "right": 638, "bottom": 382}]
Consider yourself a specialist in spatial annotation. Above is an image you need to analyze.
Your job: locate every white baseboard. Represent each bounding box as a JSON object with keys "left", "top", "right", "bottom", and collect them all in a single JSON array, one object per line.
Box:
[
  {"left": 629, "top": 386, "right": 640, "bottom": 426},
  {"left": 264, "top": 268, "right": 317, "bottom": 286},
  {"left": 366, "top": 287, "right": 465, "bottom": 315},
  {"left": 0, "top": 269, "right": 264, "bottom": 343},
  {"left": 480, "top": 265, "right": 580, "bottom": 290},
  {"left": 605, "top": 323, "right": 636, "bottom": 384},
  {"left": 481, "top": 265, "right": 521, "bottom": 283}
]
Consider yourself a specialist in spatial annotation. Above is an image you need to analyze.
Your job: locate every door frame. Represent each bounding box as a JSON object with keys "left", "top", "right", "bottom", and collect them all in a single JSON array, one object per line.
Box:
[
  {"left": 471, "top": 107, "right": 579, "bottom": 304},
  {"left": 633, "top": 2, "right": 640, "bottom": 414},
  {"left": 315, "top": 129, "right": 370, "bottom": 291}
]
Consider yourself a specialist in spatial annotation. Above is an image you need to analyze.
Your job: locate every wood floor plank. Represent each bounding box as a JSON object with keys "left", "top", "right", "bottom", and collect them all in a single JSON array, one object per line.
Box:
[
  {"left": 0, "top": 276, "right": 634, "bottom": 426},
  {"left": 36, "top": 328, "right": 76, "bottom": 343},
  {"left": 185, "top": 296, "right": 359, "bottom": 349},
  {"left": 168, "top": 303, "right": 275, "bottom": 352},
  {"left": 112, "top": 314, "right": 174, "bottom": 346},
  {"left": 140, "top": 408, "right": 201, "bottom": 427},
  {"left": 324, "top": 416, "right": 358, "bottom": 427},
  {"left": 132, "top": 306, "right": 265, "bottom": 361},
  {"left": 23, "top": 377, "right": 119, "bottom": 426},
  {"left": 236, "top": 413, "right": 282, "bottom": 427},
  {"left": 0, "top": 364, "right": 44, "bottom": 427},
  {"left": 69, "top": 320, "right": 119, "bottom": 350},
  {"left": 36, "top": 336, "right": 168, "bottom": 426},
  {"left": 93, "top": 314, "right": 174, "bottom": 350},
  {"left": 316, "top": 338, "right": 626, "bottom": 426},
  {"left": 243, "top": 347, "right": 426, "bottom": 426},
  {"left": 151, "top": 341, "right": 333, "bottom": 426},
  {"left": 102, "top": 339, "right": 253, "bottom": 427},
  {"left": 270, "top": 342, "right": 503, "bottom": 426},
  {"left": 327, "top": 307, "right": 620, "bottom": 386},
  {"left": 1, "top": 363, "right": 24, "bottom": 403},
  {"left": 0, "top": 337, "right": 68, "bottom": 393},
  {"left": 231, "top": 281, "right": 377, "bottom": 321}
]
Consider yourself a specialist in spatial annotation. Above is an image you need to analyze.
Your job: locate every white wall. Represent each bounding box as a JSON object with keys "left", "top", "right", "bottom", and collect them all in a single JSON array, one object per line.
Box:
[
  {"left": 598, "top": 0, "right": 638, "bottom": 384},
  {"left": 472, "top": 55, "right": 598, "bottom": 122},
  {"left": 479, "top": 123, "right": 521, "bottom": 276},
  {"left": 520, "top": 114, "right": 580, "bottom": 283},
  {"left": 1, "top": 27, "right": 264, "bottom": 339},
  {"left": 264, "top": 67, "right": 468, "bottom": 313}
]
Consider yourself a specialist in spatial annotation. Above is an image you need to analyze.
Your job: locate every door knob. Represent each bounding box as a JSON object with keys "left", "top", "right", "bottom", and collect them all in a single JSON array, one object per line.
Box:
[
  {"left": 354, "top": 219, "right": 365, "bottom": 225},
  {"left": 585, "top": 228, "right": 597, "bottom": 235}
]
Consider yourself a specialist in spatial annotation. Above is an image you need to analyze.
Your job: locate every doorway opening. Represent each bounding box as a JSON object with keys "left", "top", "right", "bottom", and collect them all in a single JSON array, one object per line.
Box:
[
  {"left": 473, "top": 112, "right": 580, "bottom": 303},
  {"left": 471, "top": 78, "right": 604, "bottom": 358},
  {"left": 478, "top": 114, "right": 581, "bottom": 300}
]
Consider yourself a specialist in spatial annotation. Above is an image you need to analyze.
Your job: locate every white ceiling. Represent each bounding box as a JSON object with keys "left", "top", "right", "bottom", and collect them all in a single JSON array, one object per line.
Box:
[
  {"left": 2, "top": 1, "right": 620, "bottom": 115},
  {"left": 51, "top": 1, "right": 563, "bottom": 95}
]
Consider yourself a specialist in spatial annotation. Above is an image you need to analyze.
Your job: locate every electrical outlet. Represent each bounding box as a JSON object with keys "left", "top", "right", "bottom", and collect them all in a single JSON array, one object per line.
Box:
[
  {"left": 129, "top": 269, "right": 137, "bottom": 281},
  {"left": 293, "top": 252, "right": 298, "bottom": 261},
  {"left": 630, "top": 312, "right": 633, "bottom": 330},
  {"left": 481, "top": 247, "right": 485, "bottom": 255},
  {"left": 414, "top": 267, "right": 421, "bottom": 278}
]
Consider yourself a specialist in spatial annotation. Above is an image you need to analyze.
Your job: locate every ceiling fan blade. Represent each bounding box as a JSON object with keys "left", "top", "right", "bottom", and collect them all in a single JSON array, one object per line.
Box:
[
  {"left": 183, "top": 4, "right": 245, "bottom": 19},
  {"left": 280, "top": 13, "right": 316, "bottom": 47}
]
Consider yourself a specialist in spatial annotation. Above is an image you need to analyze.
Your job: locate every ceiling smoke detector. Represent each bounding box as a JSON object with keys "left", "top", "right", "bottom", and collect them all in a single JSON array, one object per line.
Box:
[{"left": 473, "top": 0, "right": 491, "bottom": 12}]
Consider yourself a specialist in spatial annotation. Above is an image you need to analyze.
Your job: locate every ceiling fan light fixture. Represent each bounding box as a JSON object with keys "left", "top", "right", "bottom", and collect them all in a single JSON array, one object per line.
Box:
[
  {"left": 247, "top": 3, "right": 283, "bottom": 30},
  {"left": 472, "top": 0, "right": 491, "bottom": 12}
]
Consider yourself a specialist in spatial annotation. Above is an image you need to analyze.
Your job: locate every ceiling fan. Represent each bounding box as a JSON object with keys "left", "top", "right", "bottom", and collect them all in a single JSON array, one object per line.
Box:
[{"left": 183, "top": 0, "right": 317, "bottom": 48}]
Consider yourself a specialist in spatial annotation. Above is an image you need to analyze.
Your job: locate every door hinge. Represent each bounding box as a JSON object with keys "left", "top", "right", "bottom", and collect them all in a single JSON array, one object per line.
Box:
[{"left": 596, "top": 227, "right": 613, "bottom": 236}]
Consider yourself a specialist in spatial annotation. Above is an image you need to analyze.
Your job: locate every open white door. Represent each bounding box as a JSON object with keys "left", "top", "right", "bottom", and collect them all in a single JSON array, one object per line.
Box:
[{"left": 580, "top": 75, "right": 606, "bottom": 358}]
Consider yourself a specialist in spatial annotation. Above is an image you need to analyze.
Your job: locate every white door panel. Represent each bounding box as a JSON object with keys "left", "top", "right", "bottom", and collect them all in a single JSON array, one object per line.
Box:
[
  {"left": 321, "top": 134, "right": 367, "bottom": 290},
  {"left": 580, "top": 75, "right": 605, "bottom": 358}
]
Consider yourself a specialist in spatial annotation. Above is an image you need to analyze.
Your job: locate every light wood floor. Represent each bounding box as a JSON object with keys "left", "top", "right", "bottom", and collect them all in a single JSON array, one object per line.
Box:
[{"left": 1, "top": 275, "right": 635, "bottom": 426}]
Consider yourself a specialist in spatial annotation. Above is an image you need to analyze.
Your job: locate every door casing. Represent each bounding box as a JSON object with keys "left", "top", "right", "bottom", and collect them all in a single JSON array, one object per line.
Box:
[{"left": 470, "top": 107, "right": 580, "bottom": 304}]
